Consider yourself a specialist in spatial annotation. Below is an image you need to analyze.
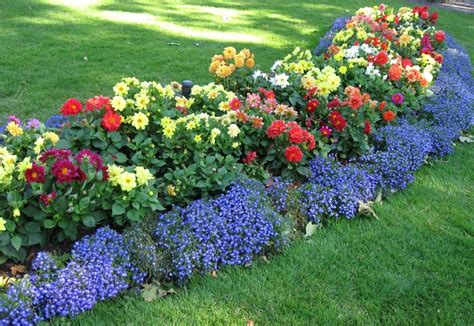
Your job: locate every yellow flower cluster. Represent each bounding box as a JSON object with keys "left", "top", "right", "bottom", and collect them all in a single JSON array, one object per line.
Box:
[
  {"left": 301, "top": 66, "right": 341, "bottom": 96},
  {"left": 6, "top": 122, "right": 23, "bottom": 137},
  {"left": 34, "top": 131, "right": 60, "bottom": 155},
  {"left": 281, "top": 47, "right": 314, "bottom": 74},
  {"left": 0, "top": 147, "right": 17, "bottom": 187},
  {"left": 107, "top": 164, "right": 154, "bottom": 192},
  {"left": 209, "top": 47, "right": 255, "bottom": 78}
]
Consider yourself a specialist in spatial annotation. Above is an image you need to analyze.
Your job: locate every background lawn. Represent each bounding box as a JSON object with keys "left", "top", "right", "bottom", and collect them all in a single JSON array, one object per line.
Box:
[
  {"left": 0, "top": 0, "right": 472, "bottom": 324},
  {"left": 0, "top": 0, "right": 472, "bottom": 120}
]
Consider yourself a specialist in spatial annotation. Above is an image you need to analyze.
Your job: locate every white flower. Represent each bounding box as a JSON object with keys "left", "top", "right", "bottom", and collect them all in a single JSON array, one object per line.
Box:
[
  {"left": 271, "top": 60, "right": 283, "bottom": 72},
  {"left": 365, "top": 64, "right": 381, "bottom": 78},
  {"left": 270, "top": 73, "right": 290, "bottom": 88},
  {"left": 252, "top": 70, "right": 268, "bottom": 81},
  {"left": 344, "top": 46, "right": 360, "bottom": 59}
]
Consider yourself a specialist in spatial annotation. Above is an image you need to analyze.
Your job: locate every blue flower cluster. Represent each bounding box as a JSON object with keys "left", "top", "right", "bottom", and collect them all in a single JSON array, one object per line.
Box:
[
  {"left": 312, "top": 17, "right": 348, "bottom": 56},
  {"left": 152, "top": 178, "right": 284, "bottom": 283},
  {"left": 1, "top": 227, "right": 143, "bottom": 325},
  {"left": 295, "top": 156, "right": 379, "bottom": 223}
]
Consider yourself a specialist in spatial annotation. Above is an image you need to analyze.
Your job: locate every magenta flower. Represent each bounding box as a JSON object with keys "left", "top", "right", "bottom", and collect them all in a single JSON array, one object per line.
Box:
[{"left": 392, "top": 93, "right": 404, "bottom": 105}]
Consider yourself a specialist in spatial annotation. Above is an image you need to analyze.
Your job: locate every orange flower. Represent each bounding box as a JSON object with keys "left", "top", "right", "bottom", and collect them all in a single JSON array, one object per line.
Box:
[
  {"left": 383, "top": 110, "right": 396, "bottom": 122},
  {"left": 388, "top": 64, "right": 403, "bottom": 81}
]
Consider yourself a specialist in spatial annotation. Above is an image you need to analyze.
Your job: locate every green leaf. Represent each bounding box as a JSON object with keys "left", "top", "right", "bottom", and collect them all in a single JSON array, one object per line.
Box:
[
  {"left": 110, "top": 131, "right": 122, "bottom": 143},
  {"left": 56, "top": 139, "right": 72, "bottom": 149},
  {"left": 141, "top": 284, "right": 158, "bottom": 302},
  {"left": 25, "top": 222, "right": 41, "bottom": 233},
  {"left": 43, "top": 219, "right": 57, "bottom": 228},
  {"left": 11, "top": 236, "right": 22, "bottom": 251},
  {"left": 112, "top": 203, "right": 125, "bottom": 216},
  {"left": 82, "top": 215, "right": 97, "bottom": 228}
]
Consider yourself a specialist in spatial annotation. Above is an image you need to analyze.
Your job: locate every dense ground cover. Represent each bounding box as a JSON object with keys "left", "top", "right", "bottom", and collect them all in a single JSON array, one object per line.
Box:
[
  {"left": 67, "top": 144, "right": 474, "bottom": 325},
  {"left": 0, "top": 1, "right": 469, "bottom": 324},
  {"left": 0, "top": 0, "right": 472, "bottom": 121}
]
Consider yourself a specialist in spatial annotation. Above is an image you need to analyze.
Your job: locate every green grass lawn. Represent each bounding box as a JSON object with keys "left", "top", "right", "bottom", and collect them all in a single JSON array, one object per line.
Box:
[
  {"left": 0, "top": 0, "right": 472, "bottom": 120},
  {"left": 1, "top": 0, "right": 472, "bottom": 324}
]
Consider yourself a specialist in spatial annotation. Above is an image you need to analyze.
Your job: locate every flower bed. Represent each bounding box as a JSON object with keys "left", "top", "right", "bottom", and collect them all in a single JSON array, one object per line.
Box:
[{"left": 1, "top": 4, "right": 473, "bottom": 324}]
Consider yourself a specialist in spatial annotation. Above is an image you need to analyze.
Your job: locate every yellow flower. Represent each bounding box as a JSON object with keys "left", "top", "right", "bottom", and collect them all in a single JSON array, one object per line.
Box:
[
  {"left": 232, "top": 142, "right": 240, "bottom": 148},
  {"left": 107, "top": 164, "right": 124, "bottom": 186},
  {"left": 334, "top": 51, "right": 344, "bottom": 62},
  {"left": 117, "top": 172, "right": 137, "bottom": 192},
  {"left": 111, "top": 96, "right": 127, "bottom": 111},
  {"left": 194, "top": 134, "right": 202, "bottom": 143},
  {"left": 43, "top": 132, "right": 59, "bottom": 145},
  {"left": 17, "top": 157, "right": 32, "bottom": 180},
  {"left": 135, "top": 93, "right": 150, "bottom": 109},
  {"left": 207, "top": 90, "right": 219, "bottom": 99},
  {"left": 223, "top": 47, "right": 236, "bottom": 59},
  {"left": 6, "top": 122, "right": 23, "bottom": 137},
  {"left": 186, "top": 120, "right": 198, "bottom": 130},
  {"left": 234, "top": 54, "right": 245, "bottom": 68},
  {"left": 163, "top": 124, "right": 176, "bottom": 139},
  {"left": 215, "top": 64, "right": 234, "bottom": 78},
  {"left": 13, "top": 208, "right": 20, "bottom": 218},
  {"left": 0, "top": 217, "right": 6, "bottom": 232},
  {"left": 131, "top": 112, "right": 149, "bottom": 130},
  {"left": 113, "top": 82, "right": 129, "bottom": 96},
  {"left": 135, "top": 166, "right": 154, "bottom": 186},
  {"left": 34, "top": 137, "right": 45, "bottom": 155},
  {"left": 227, "top": 124, "right": 240, "bottom": 138},
  {"left": 245, "top": 57, "right": 255, "bottom": 68},
  {"left": 218, "top": 101, "right": 231, "bottom": 111},
  {"left": 166, "top": 184, "right": 177, "bottom": 197},
  {"left": 339, "top": 66, "right": 348, "bottom": 74},
  {"left": 399, "top": 33, "right": 412, "bottom": 46},
  {"left": 210, "top": 128, "right": 221, "bottom": 145}
]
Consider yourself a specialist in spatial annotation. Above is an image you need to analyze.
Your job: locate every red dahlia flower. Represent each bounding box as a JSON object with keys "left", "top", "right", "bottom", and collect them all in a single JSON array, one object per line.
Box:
[
  {"left": 329, "top": 111, "right": 347, "bottom": 132},
  {"left": 434, "top": 53, "right": 444, "bottom": 64},
  {"left": 348, "top": 95, "right": 363, "bottom": 110},
  {"left": 229, "top": 97, "right": 242, "bottom": 110},
  {"left": 60, "top": 98, "right": 82, "bottom": 115},
  {"left": 86, "top": 96, "right": 111, "bottom": 111},
  {"left": 364, "top": 120, "right": 372, "bottom": 135},
  {"left": 285, "top": 145, "right": 303, "bottom": 163},
  {"left": 378, "top": 101, "right": 387, "bottom": 111},
  {"left": 420, "top": 11, "right": 429, "bottom": 20},
  {"left": 266, "top": 120, "right": 287, "bottom": 138},
  {"left": 242, "top": 151, "right": 257, "bottom": 164},
  {"left": 306, "top": 99, "right": 320, "bottom": 113},
  {"left": 101, "top": 111, "right": 122, "bottom": 132},
  {"left": 328, "top": 98, "right": 341, "bottom": 109},
  {"left": 374, "top": 51, "right": 389, "bottom": 66},
  {"left": 434, "top": 31, "right": 445, "bottom": 43},
  {"left": 52, "top": 160, "right": 79, "bottom": 183},
  {"left": 288, "top": 126, "right": 307, "bottom": 144},
  {"left": 429, "top": 11, "right": 439, "bottom": 24},
  {"left": 401, "top": 57, "right": 413, "bottom": 68},
  {"left": 25, "top": 163, "right": 45, "bottom": 183}
]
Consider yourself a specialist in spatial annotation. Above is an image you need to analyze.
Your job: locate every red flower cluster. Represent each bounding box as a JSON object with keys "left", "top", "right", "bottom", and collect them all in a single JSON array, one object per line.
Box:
[
  {"left": 86, "top": 96, "right": 111, "bottom": 111},
  {"left": 75, "top": 149, "right": 104, "bottom": 171},
  {"left": 258, "top": 87, "right": 275, "bottom": 99},
  {"left": 25, "top": 163, "right": 45, "bottom": 183},
  {"left": 285, "top": 145, "right": 303, "bottom": 163},
  {"left": 373, "top": 50, "right": 389, "bottom": 66},
  {"left": 229, "top": 97, "right": 242, "bottom": 110},
  {"left": 287, "top": 123, "right": 315, "bottom": 150},
  {"left": 306, "top": 99, "right": 320, "bottom": 113},
  {"left": 242, "top": 151, "right": 257, "bottom": 164},
  {"left": 52, "top": 160, "right": 80, "bottom": 183},
  {"left": 266, "top": 120, "right": 287, "bottom": 138},
  {"left": 434, "top": 31, "right": 445, "bottom": 43},
  {"left": 60, "top": 98, "right": 82, "bottom": 115},
  {"left": 101, "top": 111, "right": 122, "bottom": 132},
  {"left": 328, "top": 111, "right": 347, "bottom": 131}
]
